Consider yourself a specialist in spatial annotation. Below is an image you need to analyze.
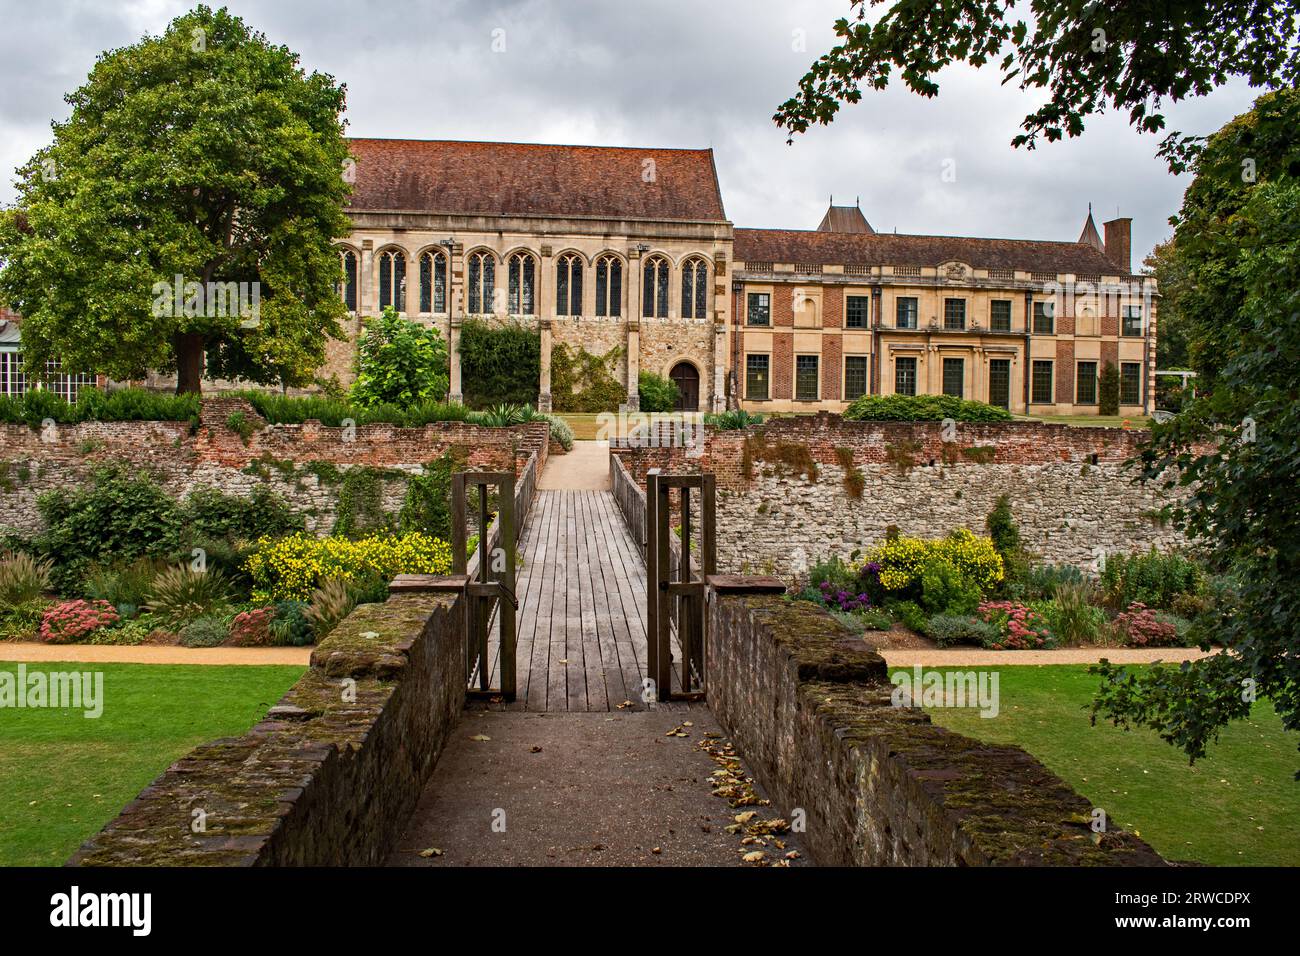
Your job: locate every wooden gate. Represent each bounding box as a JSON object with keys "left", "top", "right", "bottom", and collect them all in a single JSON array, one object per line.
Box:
[
  {"left": 644, "top": 469, "right": 715, "bottom": 702},
  {"left": 451, "top": 471, "right": 519, "bottom": 701}
]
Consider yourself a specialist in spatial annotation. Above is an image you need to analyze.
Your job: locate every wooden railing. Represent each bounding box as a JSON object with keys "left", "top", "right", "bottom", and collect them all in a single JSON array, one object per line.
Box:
[{"left": 609, "top": 452, "right": 645, "bottom": 547}]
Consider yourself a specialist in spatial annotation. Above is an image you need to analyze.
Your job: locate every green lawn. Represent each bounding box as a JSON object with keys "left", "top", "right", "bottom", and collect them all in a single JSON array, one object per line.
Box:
[
  {"left": 1018, "top": 413, "right": 1152, "bottom": 428},
  {"left": 0, "top": 662, "right": 305, "bottom": 866},
  {"left": 910, "top": 665, "right": 1300, "bottom": 866}
]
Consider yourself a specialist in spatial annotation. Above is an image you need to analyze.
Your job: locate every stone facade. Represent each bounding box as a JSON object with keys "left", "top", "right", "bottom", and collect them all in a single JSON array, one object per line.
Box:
[
  {"left": 613, "top": 414, "right": 1189, "bottom": 577},
  {"left": 705, "top": 584, "right": 1167, "bottom": 865}
]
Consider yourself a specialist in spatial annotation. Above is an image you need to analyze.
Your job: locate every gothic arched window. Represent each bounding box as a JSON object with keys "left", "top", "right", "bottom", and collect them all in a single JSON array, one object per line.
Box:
[
  {"left": 681, "top": 257, "right": 709, "bottom": 319},
  {"left": 595, "top": 255, "right": 622, "bottom": 317},
  {"left": 467, "top": 251, "right": 496, "bottom": 314},
  {"left": 420, "top": 251, "right": 447, "bottom": 314},
  {"left": 508, "top": 252, "right": 536, "bottom": 315},
  {"left": 378, "top": 250, "right": 407, "bottom": 311},
  {"left": 642, "top": 255, "right": 669, "bottom": 318},
  {"left": 556, "top": 254, "right": 583, "bottom": 316},
  {"left": 339, "top": 249, "right": 358, "bottom": 312}
]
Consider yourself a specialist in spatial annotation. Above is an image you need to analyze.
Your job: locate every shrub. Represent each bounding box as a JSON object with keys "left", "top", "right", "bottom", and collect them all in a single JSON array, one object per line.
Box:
[
  {"left": 1040, "top": 582, "right": 1107, "bottom": 645},
  {"left": 87, "top": 615, "right": 155, "bottom": 646},
  {"left": 538, "top": 414, "right": 575, "bottom": 451},
  {"left": 180, "top": 615, "right": 229, "bottom": 648},
  {"left": 843, "top": 393, "right": 1013, "bottom": 423},
  {"left": 269, "top": 600, "right": 314, "bottom": 646},
  {"left": 866, "top": 528, "right": 1003, "bottom": 595},
  {"left": 926, "top": 613, "right": 1000, "bottom": 648},
  {"left": 977, "top": 600, "right": 1056, "bottom": 649},
  {"left": 919, "top": 557, "right": 981, "bottom": 615},
  {"left": 145, "top": 566, "right": 233, "bottom": 630},
  {"left": 350, "top": 307, "right": 449, "bottom": 407},
  {"left": 816, "top": 579, "right": 874, "bottom": 613},
  {"left": 0, "top": 598, "right": 52, "bottom": 640},
  {"left": 985, "top": 495, "right": 1028, "bottom": 587},
  {"left": 637, "top": 372, "right": 679, "bottom": 413},
  {"left": 34, "top": 467, "right": 182, "bottom": 591},
  {"left": 1111, "top": 602, "right": 1182, "bottom": 647},
  {"left": 476, "top": 403, "right": 531, "bottom": 427},
  {"left": 0, "top": 387, "right": 200, "bottom": 428},
  {"left": 0, "top": 551, "right": 52, "bottom": 605},
  {"left": 808, "top": 555, "right": 859, "bottom": 592},
  {"left": 1098, "top": 361, "right": 1120, "bottom": 415},
  {"left": 303, "top": 578, "right": 357, "bottom": 641},
  {"left": 39, "top": 599, "right": 119, "bottom": 644},
  {"left": 459, "top": 319, "right": 541, "bottom": 407},
  {"left": 889, "top": 599, "right": 930, "bottom": 635},
  {"left": 855, "top": 607, "right": 894, "bottom": 631},
  {"left": 228, "top": 606, "right": 277, "bottom": 647},
  {"left": 183, "top": 485, "right": 304, "bottom": 542},
  {"left": 704, "top": 409, "right": 764, "bottom": 430},
  {"left": 1100, "top": 549, "right": 1204, "bottom": 609},
  {"left": 1016, "top": 563, "right": 1086, "bottom": 601},
  {"left": 82, "top": 557, "right": 163, "bottom": 616},
  {"left": 244, "top": 531, "right": 455, "bottom": 601}
]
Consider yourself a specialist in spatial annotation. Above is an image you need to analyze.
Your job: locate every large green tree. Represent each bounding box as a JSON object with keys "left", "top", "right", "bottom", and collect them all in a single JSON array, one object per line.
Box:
[
  {"left": 349, "top": 308, "right": 449, "bottom": 408},
  {"left": 1090, "top": 89, "right": 1300, "bottom": 773},
  {"left": 775, "top": 1, "right": 1300, "bottom": 169},
  {"left": 0, "top": 5, "right": 352, "bottom": 393}
]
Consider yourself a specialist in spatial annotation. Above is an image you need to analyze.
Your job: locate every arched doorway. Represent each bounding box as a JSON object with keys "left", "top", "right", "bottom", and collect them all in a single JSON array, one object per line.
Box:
[{"left": 669, "top": 362, "right": 700, "bottom": 411}]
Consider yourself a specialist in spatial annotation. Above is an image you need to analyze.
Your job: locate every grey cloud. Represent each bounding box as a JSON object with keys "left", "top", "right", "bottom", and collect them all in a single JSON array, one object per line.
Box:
[{"left": 0, "top": 0, "right": 1261, "bottom": 266}]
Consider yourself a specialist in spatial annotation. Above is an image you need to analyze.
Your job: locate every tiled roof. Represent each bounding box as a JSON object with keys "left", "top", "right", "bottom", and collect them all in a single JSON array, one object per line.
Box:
[
  {"left": 817, "top": 205, "right": 874, "bottom": 233},
  {"left": 346, "top": 138, "right": 727, "bottom": 222},
  {"left": 734, "top": 228, "right": 1122, "bottom": 274}
]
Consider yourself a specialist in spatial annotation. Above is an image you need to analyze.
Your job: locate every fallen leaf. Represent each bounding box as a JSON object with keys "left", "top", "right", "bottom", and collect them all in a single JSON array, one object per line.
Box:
[
  {"left": 469, "top": 734, "right": 491, "bottom": 742},
  {"left": 418, "top": 847, "right": 444, "bottom": 858},
  {"left": 742, "top": 851, "right": 766, "bottom": 863}
]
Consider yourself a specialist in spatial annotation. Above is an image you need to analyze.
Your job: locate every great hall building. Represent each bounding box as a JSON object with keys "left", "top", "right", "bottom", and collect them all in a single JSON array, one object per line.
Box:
[
  {"left": 334, "top": 138, "right": 1157, "bottom": 418},
  {"left": 1, "top": 137, "right": 1154, "bottom": 414}
]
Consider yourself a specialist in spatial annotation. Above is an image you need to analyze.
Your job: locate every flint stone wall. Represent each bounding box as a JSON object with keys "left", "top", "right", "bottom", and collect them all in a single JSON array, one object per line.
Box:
[
  {"left": 0, "top": 397, "right": 549, "bottom": 537},
  {"left": 68, "top": 590, "right": 466, "bottom": 866},
  {"left": 614, "top": 414, "right": 1187, "bottom": 576},
  {"left": 705, "top": 585, "right": 1167, "bottom": 866}
]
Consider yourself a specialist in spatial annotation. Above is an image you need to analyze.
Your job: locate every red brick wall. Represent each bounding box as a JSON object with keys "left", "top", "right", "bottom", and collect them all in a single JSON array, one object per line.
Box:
[
  {"left": 1055, "top": 339, "right": 1075, "bottom": 404},
  {"left": 823, "top": 286, "right": 843, "bottom": 329},
  {"left": 772, "top": 332, "right": 793, "bottom": 400},
  {"left": 821, "top": 334, "right": 842, "bottom": 401},
  {"left": 613, "top": 413, "right": 1166, "bottom": 493}
]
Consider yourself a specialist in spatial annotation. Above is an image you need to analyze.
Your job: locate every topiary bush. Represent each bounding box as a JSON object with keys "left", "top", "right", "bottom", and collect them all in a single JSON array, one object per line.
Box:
[
  {"left": 459, "top": 319, "right": 540, "bottom": 408},
  {"left": 844, "top": 393, "right": 1013, "bottom": 422}
]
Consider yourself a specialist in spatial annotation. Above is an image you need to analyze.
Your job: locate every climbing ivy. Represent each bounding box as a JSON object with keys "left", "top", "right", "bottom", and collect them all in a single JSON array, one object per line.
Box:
[
  {"left": 551, "top": 343, "right": 625, "bottom": 413},
  {"left": 332, "top": 466, "right": 401, "bottom": 538},
  {"left": 398, "top": 450, "right": 467, "bottom": 539}
]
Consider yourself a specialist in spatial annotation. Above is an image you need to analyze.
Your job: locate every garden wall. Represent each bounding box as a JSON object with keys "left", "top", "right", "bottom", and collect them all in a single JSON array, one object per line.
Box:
[
  {"left": 705, "top": 579, "right": 1167, "bottom": 866},
  {"left": 613, "top": 414, "right": 1187, "bottom": 576},
  {"left": 68, "top": 587, "right": 467, "bottom": 866},
  {"left": 0, "top": 397, "right": 549, "bottom": 538}
]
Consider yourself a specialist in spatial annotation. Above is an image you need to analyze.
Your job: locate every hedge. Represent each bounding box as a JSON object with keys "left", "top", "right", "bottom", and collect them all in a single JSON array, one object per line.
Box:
[{"left": 843, "top": 393, "right": 1013, "bottom": 422}]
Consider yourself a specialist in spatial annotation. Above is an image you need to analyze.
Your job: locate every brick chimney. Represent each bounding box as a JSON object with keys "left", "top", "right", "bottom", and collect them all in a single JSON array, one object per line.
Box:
[{"left": 1103, "top": 217, "right": 1132, "bottom": 274}]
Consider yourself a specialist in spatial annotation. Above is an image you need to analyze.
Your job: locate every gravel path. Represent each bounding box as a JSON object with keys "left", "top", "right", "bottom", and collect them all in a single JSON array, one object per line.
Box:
[
  {"left": 0, "top": 643, "right": 312, "bottom": 666},
  {"left": 879, "top": 647, "right": 1215, "bottom": 667}
]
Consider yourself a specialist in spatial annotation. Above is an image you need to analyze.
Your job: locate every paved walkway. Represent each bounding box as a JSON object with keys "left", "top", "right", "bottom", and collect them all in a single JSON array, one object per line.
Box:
[
  {"left": 537, "top": 440, "right": 610, "bottom": 490},
  {"left": 0, "top": 643, "right": 312, "bottom": 666},
  {"left": 388, "top": 709, "right": 803, "bottom": 867},
  {"left": 879, "top": 647, "right": 1215, "bottom": 667}
]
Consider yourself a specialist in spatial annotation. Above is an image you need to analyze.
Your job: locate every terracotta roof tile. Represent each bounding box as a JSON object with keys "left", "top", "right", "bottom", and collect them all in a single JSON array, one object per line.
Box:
[
  {"left": 346, "top": 138, "right": 727, "bottom": 222},
  {"left": 735, "top": 228, "right": 1122, "bottom": 275}
]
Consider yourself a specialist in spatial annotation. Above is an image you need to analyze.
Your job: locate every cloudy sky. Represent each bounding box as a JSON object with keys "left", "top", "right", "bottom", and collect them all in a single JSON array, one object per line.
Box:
[{"left": 0, "top": 0, "right": 1262, "bottom": 265}]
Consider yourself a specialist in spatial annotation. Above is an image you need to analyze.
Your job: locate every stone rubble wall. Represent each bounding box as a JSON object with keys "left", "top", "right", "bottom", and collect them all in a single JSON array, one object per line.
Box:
[
  {"left": 614, "top": 414, "right": 1188, "bottom": 576},
  {"left": 68, "top": 590, "right": 466, "bottom": 866},
  {"left": 0, "top": 398, "right": 549, "bottom": 538},
  {"left": 706, "top": 585, "right": 1167, "bottom": 866}
]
